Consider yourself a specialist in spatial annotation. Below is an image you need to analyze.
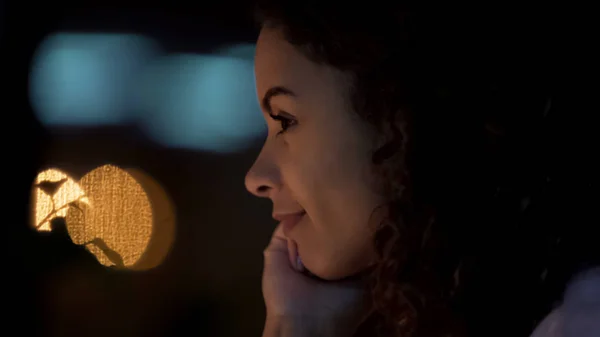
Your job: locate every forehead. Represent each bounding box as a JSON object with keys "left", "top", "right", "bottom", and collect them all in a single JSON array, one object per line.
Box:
[{"left": 254, "top": 27, "right": 345, "bottom": 101}]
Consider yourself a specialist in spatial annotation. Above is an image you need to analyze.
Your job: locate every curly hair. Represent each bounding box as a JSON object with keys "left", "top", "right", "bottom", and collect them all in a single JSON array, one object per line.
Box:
[{"left": 254, "top": 3, "right": 598, "bottom": 337}]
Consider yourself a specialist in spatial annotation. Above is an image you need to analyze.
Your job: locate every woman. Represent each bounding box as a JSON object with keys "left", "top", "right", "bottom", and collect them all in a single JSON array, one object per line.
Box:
[{"left": 245, "top": 3, "right": 599, "bottom": 337}]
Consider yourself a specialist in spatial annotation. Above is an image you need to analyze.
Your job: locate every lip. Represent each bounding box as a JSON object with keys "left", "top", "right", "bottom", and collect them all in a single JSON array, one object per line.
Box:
[{"left": 273, "top": 211, "right": 306, "bottom": 237}]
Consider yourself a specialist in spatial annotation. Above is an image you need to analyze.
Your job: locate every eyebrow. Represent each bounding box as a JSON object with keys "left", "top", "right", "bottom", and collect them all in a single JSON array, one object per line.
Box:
[{"left": 261, "top": 86, "right": 296, "bottom": 114}]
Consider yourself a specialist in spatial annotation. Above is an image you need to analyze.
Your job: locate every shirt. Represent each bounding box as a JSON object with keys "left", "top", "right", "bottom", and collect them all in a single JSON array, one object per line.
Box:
[{"left": 530, "top": 267, "right": 600, "bottom": 337}]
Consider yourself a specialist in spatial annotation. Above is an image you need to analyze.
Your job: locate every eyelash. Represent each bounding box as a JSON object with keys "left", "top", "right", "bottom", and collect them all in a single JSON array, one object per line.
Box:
[{"left": 269, "top": 112, "right": 297, "bottom": 136}]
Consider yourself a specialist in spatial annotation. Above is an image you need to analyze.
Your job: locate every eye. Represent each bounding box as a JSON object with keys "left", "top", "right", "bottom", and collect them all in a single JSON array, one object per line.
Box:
[{"left": 269, "top": 112, "right": 298, "bottom": 136}]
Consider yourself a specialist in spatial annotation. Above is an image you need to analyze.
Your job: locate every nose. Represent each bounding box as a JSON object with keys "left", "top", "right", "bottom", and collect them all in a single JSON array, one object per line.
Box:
[{"left": 244, "top": 147, "right": 280, "bottom": 198}]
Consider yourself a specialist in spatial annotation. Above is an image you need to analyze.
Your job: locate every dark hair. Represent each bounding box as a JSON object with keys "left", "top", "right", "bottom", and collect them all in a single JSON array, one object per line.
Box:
[{"left": 254, "top": 3, "right": 597, "bottom": 337}]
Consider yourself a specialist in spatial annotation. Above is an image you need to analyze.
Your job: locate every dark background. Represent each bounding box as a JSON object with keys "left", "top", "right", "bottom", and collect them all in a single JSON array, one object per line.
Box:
[
  {"left": 4, "top": 1, "right": 275, "bottom": 337},
  {"left": 2, "top": 3, "right": 598, "bottom": 337}
]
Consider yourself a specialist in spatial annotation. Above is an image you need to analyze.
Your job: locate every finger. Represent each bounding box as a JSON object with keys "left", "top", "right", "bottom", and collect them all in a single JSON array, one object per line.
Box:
[
  {"left": 271, "top": 221, "right": 286, "bottom": 240},
  {"left": 263, "top": 224, "right": 295, "bottom": 272},
  {"left": 263, "top": 223, "right": 288, "bottom": 255},
  {"left": 287, "top": 238, "right": 298, "bottom": 271}
]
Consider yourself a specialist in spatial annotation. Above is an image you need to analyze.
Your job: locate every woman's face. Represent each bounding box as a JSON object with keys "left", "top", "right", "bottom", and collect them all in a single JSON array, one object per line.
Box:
[{"left": 245, "top": 27, "right": 383, "bottom": 280}]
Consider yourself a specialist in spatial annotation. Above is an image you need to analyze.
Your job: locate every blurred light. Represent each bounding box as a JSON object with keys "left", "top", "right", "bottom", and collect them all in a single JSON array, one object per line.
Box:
[
  {"left": 32, "top": 165, "right": 174, "bottom": 270},
  {"left": 29, "top": 33, "right": 162, "bottom": 126},
  {"left": 136, "top": 52, "right": 266, "bottom": 153},
  {"left": 212, "top": 43, "right": 256, "bottom": 60},
  {"left": 66, "top": 165, "right": 153, "bottom": 268},
  {"left": 32, "top": 169, "right": 87, "bottom": 231},
  {"left": 126, "top": 168, "right": 176, "bottom": 270}
]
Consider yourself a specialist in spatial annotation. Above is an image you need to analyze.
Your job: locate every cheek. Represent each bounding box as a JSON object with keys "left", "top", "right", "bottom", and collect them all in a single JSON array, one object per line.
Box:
[
  {"left": 295, "top": 188, "right": 379, "bottom": 280},
  {"left": 282, "top": 130, "right": 379, "bottom": 278},
  {"left": 279, "top": 146, "right": 328, "bottom": 208}
]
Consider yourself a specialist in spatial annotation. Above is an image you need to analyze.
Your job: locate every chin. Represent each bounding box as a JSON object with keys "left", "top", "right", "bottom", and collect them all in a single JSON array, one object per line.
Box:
[
  {"left": 298, "top": 240, "right": 377, "bottom": 282},
  {"left": 304, "top": 259, "right": 373, "bottom": 282},
  {"left": 302, "top": 267, "right": 345, "bottom": 282}
]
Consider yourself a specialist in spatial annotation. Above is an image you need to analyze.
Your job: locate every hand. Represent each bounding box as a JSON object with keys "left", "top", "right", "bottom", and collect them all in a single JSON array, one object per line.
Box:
[{"left": 261, "top": 223, "right": 370, "bottom": 335}]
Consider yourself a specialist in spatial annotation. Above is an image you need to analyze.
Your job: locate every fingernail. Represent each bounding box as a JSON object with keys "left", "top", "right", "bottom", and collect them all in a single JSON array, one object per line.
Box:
[{"left": 296, "top": 255, "right": 305, "bottom": 272}]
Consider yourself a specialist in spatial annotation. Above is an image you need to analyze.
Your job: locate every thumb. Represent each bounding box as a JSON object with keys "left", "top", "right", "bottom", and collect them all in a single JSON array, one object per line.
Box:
[
  {"left": 263, "top": 223, "right": 289, "bottom": 256},
  {"left": 263, "top": 223, "right": 298, "bottom": 274},
  {"left": 264, "top": 223, "right": 304, "bottom": 274}
]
